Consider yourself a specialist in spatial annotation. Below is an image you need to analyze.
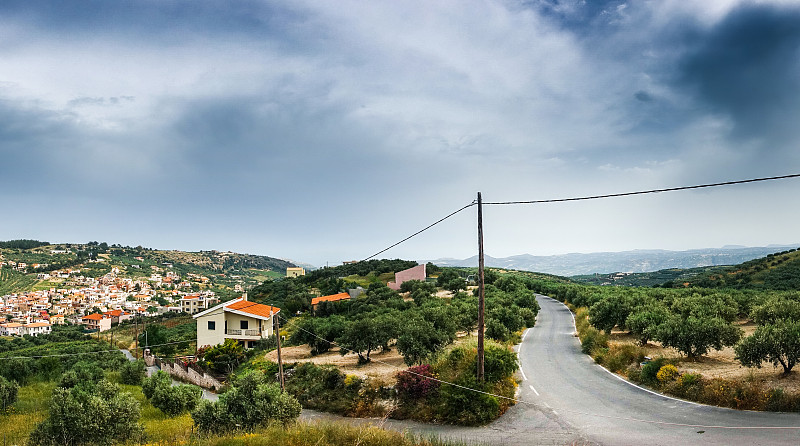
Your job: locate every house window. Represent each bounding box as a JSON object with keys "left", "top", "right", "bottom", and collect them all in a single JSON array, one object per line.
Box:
[
  {"left": 208, "top": 321, "right": 216, "bottom": 330},
  {"left": 240, "top": 320, "right": 248, "bottom": 330}
]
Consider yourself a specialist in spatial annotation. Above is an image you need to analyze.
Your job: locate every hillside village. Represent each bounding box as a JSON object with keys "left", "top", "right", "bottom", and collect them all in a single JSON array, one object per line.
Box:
[
  {"left": 0, "top": 242, "right": 294, "bottom": 337},
  {"left": 0, "top": 262, "right": 221, "bottom": 335}
]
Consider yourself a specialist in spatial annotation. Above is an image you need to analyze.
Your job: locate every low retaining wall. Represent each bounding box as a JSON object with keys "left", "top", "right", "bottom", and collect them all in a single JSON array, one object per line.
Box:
[{"left": 143, "top": 351, "right": 223, "bottom": 391}]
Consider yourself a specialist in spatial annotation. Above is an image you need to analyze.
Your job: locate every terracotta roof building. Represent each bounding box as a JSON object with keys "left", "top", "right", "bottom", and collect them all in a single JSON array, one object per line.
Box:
[{"left": 193, "top": 294, "right": 280, "bottom": 349}]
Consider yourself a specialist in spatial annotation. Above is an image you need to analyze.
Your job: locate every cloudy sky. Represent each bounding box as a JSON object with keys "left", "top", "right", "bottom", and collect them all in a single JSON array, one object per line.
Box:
[{"left": 1, "top": 0, "right": 799, "bottom": 266}]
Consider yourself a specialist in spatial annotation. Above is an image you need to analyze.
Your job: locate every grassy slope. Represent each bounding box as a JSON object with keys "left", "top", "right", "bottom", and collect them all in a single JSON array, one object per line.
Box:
[
  {"left": 0, "top": 268, "right": 39, "bottom": 295},
  {"left": 685, "top": 248, "right": 800, "bottom": 290},
  {"left": 1, "top": 379, "right": 462, "bottom": 446},
  {"left": 0, "top": 244, "right": 293, "bottom": 296},
  {"left": 571, "top": 265, "right": 727, "bottom": 287}
]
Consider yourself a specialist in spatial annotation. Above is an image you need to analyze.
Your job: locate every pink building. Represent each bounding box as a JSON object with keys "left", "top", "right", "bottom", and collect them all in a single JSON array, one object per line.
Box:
[{"left": 388, "top": 264, "right": 427, "bottom": 290}]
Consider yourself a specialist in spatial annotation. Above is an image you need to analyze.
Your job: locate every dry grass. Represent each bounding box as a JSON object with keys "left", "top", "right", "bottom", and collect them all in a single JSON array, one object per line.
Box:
[
  {"left": 266, "top": 346, "right": 407, "bottom": 382},
  {"left": 266, "top": 335, "right": 479, "bottom": 383}
]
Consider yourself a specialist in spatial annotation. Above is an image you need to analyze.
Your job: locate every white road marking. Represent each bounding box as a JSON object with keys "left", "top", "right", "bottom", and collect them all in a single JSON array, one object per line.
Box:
[
  {"left": 529, "top": 384, "right": 540, "bottom": 396},
  {"left": 521, "top": 327, "right": 530, "bottom": 342},
  {"left": 520, "top": 367, "right": 528, "bottom": 381}
]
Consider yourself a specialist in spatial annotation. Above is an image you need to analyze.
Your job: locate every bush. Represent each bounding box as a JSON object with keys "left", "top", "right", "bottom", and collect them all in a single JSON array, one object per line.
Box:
[
  {"left": 640, "top": 358, "right": 670, "bottom": 387},
  {"left": 150, "top": 384, "right": 201, "bottom": 417},
  {"left": 656, "top": 364, "right": 679, "bottom": 383},
  {"left": 29, "top": 380, "right": 142, "bottom": 446},
  {"left": 626, "top": 365, "right": 642, "bottom": 383},
  {"left": 396, "top": 364, "right": 439, "bottom": 400},
  {"left": 438, "top": 374, "right": 500, "bottom": 426},
  {"left": 485, "top": 319, "right": 510, "bottom": 342},
  {"left": 480, "top": 345, "right": 518, "bottom": 383},
  {"left": 0, "top": 375, "right": 19, "bottom": 411},
  {"left": 604, "top": 344, "right": 645, "bottom": 373},
  {"left": 119, "top": 360, "right": 146, "bottom": 385},
  {"left": 142, "top": 370, "right": 172, "bottom": 400},
  {"left": 192, "top": 372, "right": 301, "bottom": 434},
  {"left": 199, "top": 339, "right": 246, "bottom": 374},
  {"left": 579, "top": 327, "right": 608, "bottom": 355}
]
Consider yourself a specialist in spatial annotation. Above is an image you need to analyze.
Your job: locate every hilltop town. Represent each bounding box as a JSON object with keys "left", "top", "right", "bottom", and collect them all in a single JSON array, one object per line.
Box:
[{"left": 0, "top": 240, "right": 294, "bottom": 336}]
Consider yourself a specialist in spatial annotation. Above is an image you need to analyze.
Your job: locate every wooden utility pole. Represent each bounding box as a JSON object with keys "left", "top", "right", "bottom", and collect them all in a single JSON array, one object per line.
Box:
[
  {"left": 477, "top": 192, "right": 485, "bottom": 383},
  {"left": 274, "top": 313, "right": 285, "bottom": 391},
  {"left": 134, "top": 316, "right": 139, "bottom": 359}
]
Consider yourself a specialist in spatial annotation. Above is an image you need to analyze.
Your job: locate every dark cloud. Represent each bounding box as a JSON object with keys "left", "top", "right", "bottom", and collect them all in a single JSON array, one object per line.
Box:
[
  {"left": 0, "top": 1, "right": 308, "bottom": 47},
  {"left": 0, "top": 102, "right": 73, "bottom": 179},
  {"left": 676, "top": 4, "right": 800, "bottom": 145},
  {"left": 634, "top": 91, "right": 653, "bottom": 103}
]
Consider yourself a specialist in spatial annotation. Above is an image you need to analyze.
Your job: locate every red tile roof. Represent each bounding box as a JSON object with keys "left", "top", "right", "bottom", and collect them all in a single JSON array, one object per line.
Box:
[
  {"left": 82, "top": 313, "right": 105, "bottom": 321},
  {"left": 226, "top": 300, "right": 280, "bottom": 318},
  {"left": 311, "top": 292, "right": 351, "bottom": 306}
]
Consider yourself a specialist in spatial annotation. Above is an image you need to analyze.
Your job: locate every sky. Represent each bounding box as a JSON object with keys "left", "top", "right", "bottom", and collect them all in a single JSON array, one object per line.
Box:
[{"left": 1, "top": 0, "right": 799, "bottom": 267}]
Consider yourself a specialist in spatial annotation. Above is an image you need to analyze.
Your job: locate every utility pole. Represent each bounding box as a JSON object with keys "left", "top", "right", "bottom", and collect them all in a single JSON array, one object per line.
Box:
[
  {"left": 274, "top": 313, "right": 285, "bottom": 391},
  {"left": 477, "top": 192, "right": 485, "bottom": 383},
  {"left": 134, "top": 315, "right": 139, "bottom": 359}
]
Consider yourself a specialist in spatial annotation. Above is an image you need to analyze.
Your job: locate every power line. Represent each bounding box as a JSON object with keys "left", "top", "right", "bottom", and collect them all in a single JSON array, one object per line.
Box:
[
  {"left": 482, "top": 173, "right": 800, "bottom": 206},
  {"left": 0, "top": 339, "right": 194, "bottom": 360},
  {"left": 361, "top": 202, "right": 476, "bottom": 262}
]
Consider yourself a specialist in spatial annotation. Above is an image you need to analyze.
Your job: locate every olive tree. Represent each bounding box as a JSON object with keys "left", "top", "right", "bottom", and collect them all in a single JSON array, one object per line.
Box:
[
  {"left": 736, "top": 320, "right": 800, "bottom": 374},
  {"left": 655, "top": 316, "right": 741, "bottom": 358}
]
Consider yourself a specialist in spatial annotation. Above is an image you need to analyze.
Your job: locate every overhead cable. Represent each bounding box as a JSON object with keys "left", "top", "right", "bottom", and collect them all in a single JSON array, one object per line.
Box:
[
  {"left": 482, "top": 173, "right": 800, "bottom": 205},
  {"left": 361, "top": 202, "right": 476, "bottom": 262}
]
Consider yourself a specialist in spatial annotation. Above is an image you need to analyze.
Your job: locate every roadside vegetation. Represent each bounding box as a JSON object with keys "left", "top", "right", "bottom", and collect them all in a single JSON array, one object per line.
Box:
[
  {"left": 534, "top": 248, "right": 800, "bottom": 412},
  {"left": 245, "top": 261, "right": 540, "bottom": 425}
]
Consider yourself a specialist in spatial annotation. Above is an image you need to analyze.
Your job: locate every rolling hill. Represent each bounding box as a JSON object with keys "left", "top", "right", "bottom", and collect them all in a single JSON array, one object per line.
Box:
[
  {"left": 431, "top": 245, "right": 798, "bottom": 276},
  {"left": 0, "top": 240, "right": 296, "bottom": 297}
]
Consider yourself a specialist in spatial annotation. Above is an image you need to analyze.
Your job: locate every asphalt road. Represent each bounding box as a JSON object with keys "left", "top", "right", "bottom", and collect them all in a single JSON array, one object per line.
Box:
[{"left": 517, "top": 295, "right": 800, "bottom": 445}]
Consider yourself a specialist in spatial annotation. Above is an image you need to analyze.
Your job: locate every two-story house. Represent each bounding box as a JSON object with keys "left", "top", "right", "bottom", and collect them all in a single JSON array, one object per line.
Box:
[
  {"left": 82, "top": 313, "right": 112, "bottom": 332},
  {"left": 193, "top": 294, "right": 280, "bottom": 349},
  {"left": 180, "top": 294, "right": 219, "bottom": 315}
]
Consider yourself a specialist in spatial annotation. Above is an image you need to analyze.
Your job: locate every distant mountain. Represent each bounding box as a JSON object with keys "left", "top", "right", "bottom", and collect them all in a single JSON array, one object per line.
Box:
[{"left": 429, "top": 245, "right": 799, "bottom": 276}]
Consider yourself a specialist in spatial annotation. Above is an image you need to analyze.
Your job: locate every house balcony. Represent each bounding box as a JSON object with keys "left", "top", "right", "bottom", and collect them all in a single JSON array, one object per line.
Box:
[{"left": 225, "top": 329, "right": 263, "bottom": 338}]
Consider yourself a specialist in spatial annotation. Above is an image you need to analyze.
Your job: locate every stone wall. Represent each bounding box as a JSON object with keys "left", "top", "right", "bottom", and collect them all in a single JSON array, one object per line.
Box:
[{"left": 143, "top": 351, "right": 222, "bottom": 390}]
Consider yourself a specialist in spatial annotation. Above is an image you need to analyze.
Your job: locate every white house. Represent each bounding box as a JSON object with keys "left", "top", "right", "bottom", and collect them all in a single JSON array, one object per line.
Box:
[
  {"left": 193, "top": 294, "right": 280, "bottom": 349},
  {"left": 22, "top": 321, "right": 52, "bottom": 336}
]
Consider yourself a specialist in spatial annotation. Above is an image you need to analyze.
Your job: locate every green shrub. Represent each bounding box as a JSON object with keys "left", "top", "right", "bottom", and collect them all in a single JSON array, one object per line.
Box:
[
  {"left": 200, "top": 339, "right": 246, "bottom": 374},
  {"left": 485, "top": 319, "right": 511, "bottom": 342},
  {"left": 192, "top": 372, "right": 301, "bottom": 434},
  {"left": 119, "top": 360, "right": 146, "bottom": 385},
  {"left": 28, "top": 380, "right": 142, "bottom": 446},
  {"left": 579, "top": 327, "right": 608, "bottom": 355},
  {"left": 438, "top": 374, "right": 500, "bottom": 426},
  {"left": 150, "top": 383, "right": 201, "bottom": 417},
  {"left": 0, "top": 375, "right": 18, "bottom": 411},
  {"left": 640, "top": 358, "right": 669, "bottom": 387},
  {"left": 142, "top": 370, "right": 172, "bottom": 400},
  {"left": 764, "top": 388, "right": 800, "bottom": 412},
  {"left": 479, "top": 345, "right": 518, "bottom": 383}
]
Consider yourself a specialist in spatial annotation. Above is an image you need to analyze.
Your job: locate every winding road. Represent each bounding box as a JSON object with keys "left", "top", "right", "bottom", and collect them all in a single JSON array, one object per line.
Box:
[{"left": 511, "top": 295, "right": 800, "bottom": 445}]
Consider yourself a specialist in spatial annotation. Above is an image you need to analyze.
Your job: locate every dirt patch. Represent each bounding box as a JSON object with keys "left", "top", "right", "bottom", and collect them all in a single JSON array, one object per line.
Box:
[
  {"left": 267, "top": 335, "right": 480, "bottom": 384},
  {"left": 265, "top": 345, "right": 407, "bottom": 382}
]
